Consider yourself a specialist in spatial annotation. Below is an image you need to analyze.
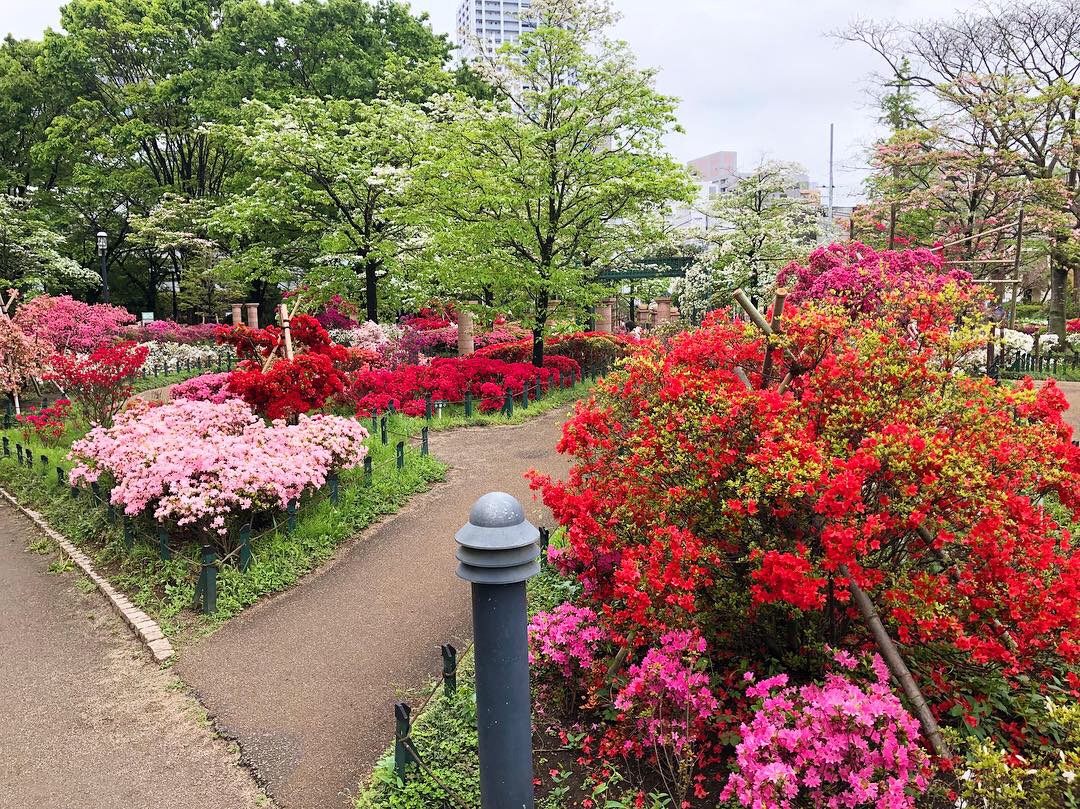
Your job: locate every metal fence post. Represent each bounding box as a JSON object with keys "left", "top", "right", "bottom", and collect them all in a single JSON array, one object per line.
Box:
[
  {"left": 3, "top": 400, "right": 10, "bottom": 429},
  {"left": 465, "top": 390, "right": 473, "bottom": 418},
  {"left": 39, "top": 454, "right": 48, "bottom": 476},
  {"left": 421, "top": 427, "right": 429, "bottom": 457},
  {"left": 193, "top": 544, "right": 217, "bottom": 614},
  {"left": 396, "top": 441, "right": 404, "bottom": 471},
  {"left": 56, "top": 466, "right": 64, "bottom": 486},
  {"left": 239, "top": 523, "right": 252, "bottom": 572},
  {"left": 363, "top": 456, "right": 373, "bottom": 487},
  {"left": 522, "top": 382, "right": 530, "bottom": 409},
  {"left": 425, "top": 392, "right": 433, "bottom": 421},
  {"left": 371, "top": 408, "right": 379, "bottom": 433},
  {"left": 16, "top": 443, "right": 22, "bottom": 464},
  {"left": 287, "top": 499, "right": 298, "bottom": 533},
  {"left": 2, "top": 436, "right": 8, "bottom": 457},
  {"left": 158, "top": 528, "right": 171, "bottom": 561},
  {"left": 503, "top": 391, "right": 514, "bottom": 418},
  {"left": 455, "top": 492, "right": 540, "bottom": 809},
  {"left": 539, "top": 526, "right": 550, "bottom": 564},
  {"left": 394, "top": 703, "right": 417, "bottom": 779},
  {"left": 25, "top": 450, "right": 32, "bottom": 471},
  {"left": 441, "top": 644, "right": 458, "bottom": 697},
  {"left": 328, "top": 472, "right": 340, "bottom": 506},
  {"left": 123, "top": 517, "right": 134, "bottom": 552},
  {"left": 380, "top": 416, "right": 388, "bottom": 445}
]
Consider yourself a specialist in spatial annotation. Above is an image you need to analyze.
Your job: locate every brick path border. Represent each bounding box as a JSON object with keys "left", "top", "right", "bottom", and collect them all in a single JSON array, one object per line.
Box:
[{"left": 0, "top": 485, "right": 174, "bottom": 663}]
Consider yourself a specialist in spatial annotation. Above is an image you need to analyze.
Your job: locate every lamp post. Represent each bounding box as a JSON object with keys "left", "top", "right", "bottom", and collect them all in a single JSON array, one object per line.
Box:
[{"left": 96, "top": 231, "right": 110, "bottom": 303}]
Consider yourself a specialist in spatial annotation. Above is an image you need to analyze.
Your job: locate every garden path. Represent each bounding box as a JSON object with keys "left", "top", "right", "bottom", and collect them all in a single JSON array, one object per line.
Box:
[
  {"left": 0, "top": 502, "right": 268, "bottom": 809},
  {"left": 1058, "top": 381, "right": 1080, "bottom": 433},
  {"left": 177, "top": 406, "right": 575, "bottom": 809}
]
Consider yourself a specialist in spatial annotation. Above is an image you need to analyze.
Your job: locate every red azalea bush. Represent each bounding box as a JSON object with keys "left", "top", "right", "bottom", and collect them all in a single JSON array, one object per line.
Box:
[
  {"left": 16, "top": 398, "right": 72, "bottom": 446},
  {"left": 528, "top": 280, "right": 1080, "bottom": 802},
  {"left": 1067, "top": 318, "right": 1080, "bottom": 334},
  {"left": 476, "top": 331, "right": 643, "bottom": 368},
  {"left": 777, "top": 242, "right": 972, "bottom": 314},
  {"left": 400, "top": 307, "right": 453, "bottom": 332},
  {"left": 48, "top": 341, "right": 148, "bottom": 427},
  {"left": 348, "top": 355, "right": 580, "bottom": 417},
  {"left": 217, "top": 314, "right": 350, "bottom": 419},
  {"left": 14, "top": 295, "right": 135, "bottom": 353}
]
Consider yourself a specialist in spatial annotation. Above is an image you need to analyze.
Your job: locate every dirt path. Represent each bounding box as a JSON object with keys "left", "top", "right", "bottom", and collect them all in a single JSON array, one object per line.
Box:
[
  {"left": 0, "top": 503, "right": 268, "bottom": 809},
  {"left": 177, "top": 407, "right": 575, "bottom": 809}
]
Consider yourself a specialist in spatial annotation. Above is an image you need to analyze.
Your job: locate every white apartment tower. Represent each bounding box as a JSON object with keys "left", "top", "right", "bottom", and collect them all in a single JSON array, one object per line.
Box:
[{"left": 455, "top": 0, "right": 536, "bottom": 60}]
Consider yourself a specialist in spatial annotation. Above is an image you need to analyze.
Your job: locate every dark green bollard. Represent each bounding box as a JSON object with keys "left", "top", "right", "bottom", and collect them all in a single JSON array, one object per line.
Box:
[
  {"left": 363, "top": 456, "right": 373, "bottom": 487},
  {"left": 25, "top": 451, "right": 32, "bottom": 471},
  {"left": 425, "top": 392, "right": 433, "bottom": 421},
  {"left": 16, "top": 443, "right": 23, "bottom": 463},
  {"left": 328, "top": 472, "right": 340, "bottom": 506},
  {"left": 123, "top": 518, "right": 134, "bottom": 552},
  {"left": 286, "top": 499, "right": 298, "bottom": 533},
  {"left": 394, "top": 703, "right": 417, "bottom": 779},
  {"left": 2, "top": 436, "right": 8, "bottom": 456},
  {"left": 442, "top": 644, "right": 458, "bottom": 697},
  {"left": 396, "top": 441, "right": 404, "bottom": 471},
  {"left": 239, "top": 524, "right": 252, "bottom": 572},
  {"left": 522, "top": 382, "right": 530, "bottom": 409},
  {"left": 56, "top": 466, "right": 64, "bottom": 486},
  {"left": 40, "top": 454, "right": 48, "bottom": 476},
  {"left": 193, "top": 544, "right": 217, "bottom": 614},
  {"left": 380, "top": 416, "right": 388, "bottom": 445},
  {"left": 371, "top": 409, "right": 379, "bottom": 433},
  {"left": 421, "top": 427, "right": 429, "bottom": 457},
  {"left": 503, "top": 391, "right": 514, "bottom": 417},
  {"left": 465, "top": 390, "right": 473, "bottom": 418},
  {"left": 158, "top": 528, "right": 171, "bottom": 561}
]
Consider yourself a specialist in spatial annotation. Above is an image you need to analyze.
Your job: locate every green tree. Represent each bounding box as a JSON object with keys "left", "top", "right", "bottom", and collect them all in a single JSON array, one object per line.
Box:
[
  {"left": 216, "top": 97, "right": 428, "bottom": 322},
  {"left": 680, "top": 162, "right": 817, "bottom": 319},
  {"left": 419, "top": 0, "right": 694, "bottom": 365},
  {"left": 0, "top": 194, "right": 100, "bottom": 295}
]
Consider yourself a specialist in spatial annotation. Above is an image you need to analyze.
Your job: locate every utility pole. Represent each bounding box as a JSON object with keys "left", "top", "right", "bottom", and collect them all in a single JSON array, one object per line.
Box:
[{"left": 827, "top": 123, "right": 835, "bottom": 225}]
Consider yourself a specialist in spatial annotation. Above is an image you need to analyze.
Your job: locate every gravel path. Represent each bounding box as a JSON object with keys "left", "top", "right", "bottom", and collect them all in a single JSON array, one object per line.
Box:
[
  {"left": 177, "top": 407, "right": 575, "bottom": 809},
  {"left": 0, "top": 503, "right": 269, "bottom": 809}
]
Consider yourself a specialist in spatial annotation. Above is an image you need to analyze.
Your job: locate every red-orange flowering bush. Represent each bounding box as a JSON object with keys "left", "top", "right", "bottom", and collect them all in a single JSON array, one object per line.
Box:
[
  {"left": 530, "top": 282, "right": 1080, "bottom": 795},
  {"left": 48, "top": 341, "right": 148, "bottom": 427}
]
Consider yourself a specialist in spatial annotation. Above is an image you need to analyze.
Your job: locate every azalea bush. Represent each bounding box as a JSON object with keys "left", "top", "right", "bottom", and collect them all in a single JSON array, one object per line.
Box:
[
  {"left": 722, "top": 652, "right": 930, "bottom": 809},
  {"left": 348, "top": 354, "right": 580, "bottom": 417},
  {"left": 171, "top": 372, "right": 233, "bottom": 404},
  {"left": 48, "top": 341, "right": 148, "bottom": 427},
  {"left": 14, "top": 294, "right": 135, "bottom": 353},
  {"left": 68, "top": 398, "right": 369, "bottom": 541},
  {"left": 528, "top": 270, "right": 1080, "bottom": 801},
  {"left": 16, "top": 398, "right": 72, "bottom": 446},
  {"left": 476, "top": 331, "right": 642, "bottom": 368},
  {"left": 778, "top": 242, "right": 972, "bottom": 314},
  {"left": 0, "top": 317, "right": 51, "bottom": 409},
  {"left": 123, "top": 320, "right": 223, "bottom": 344},
  {"left": 218, "top": 314, "right": 349, "bottom": 419}
]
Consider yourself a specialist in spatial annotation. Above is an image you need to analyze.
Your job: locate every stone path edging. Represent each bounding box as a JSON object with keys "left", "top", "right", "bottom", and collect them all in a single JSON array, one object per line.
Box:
[{"left": 0, "top": 484, "right": 174, "bottom": 663}]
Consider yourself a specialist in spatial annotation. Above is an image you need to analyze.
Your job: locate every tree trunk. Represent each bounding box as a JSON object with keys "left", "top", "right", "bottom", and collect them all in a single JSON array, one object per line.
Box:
[
  {"left": 1049, "top": 245, "right": 1070, "bottom": 344},
  {"left": 532, "top": 290, "right": 549, "bottom": 368},
  {"left": 364, "top": 258, "right": 379, "bottom": 324}
]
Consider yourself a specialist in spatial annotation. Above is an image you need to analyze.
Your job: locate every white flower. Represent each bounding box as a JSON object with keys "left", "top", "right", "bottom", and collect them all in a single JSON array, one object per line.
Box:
[{"left": 1064, "top": 769, "right": 1077, "bottom": 783}]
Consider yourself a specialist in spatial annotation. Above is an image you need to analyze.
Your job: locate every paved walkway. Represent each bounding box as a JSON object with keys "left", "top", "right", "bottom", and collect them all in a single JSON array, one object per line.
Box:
[
  {"left": 1057, "top": 381, "right": 1080, "bottom": 433},
  {"left": 177, "top": 408, "right": 574, "bottom": 809},
  {"left": 0, "top": 503, "right": 268, "bottom": 809}
]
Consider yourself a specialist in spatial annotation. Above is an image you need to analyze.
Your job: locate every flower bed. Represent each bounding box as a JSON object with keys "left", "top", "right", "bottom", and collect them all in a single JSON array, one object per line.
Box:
[
  {"left": 475, "top": 331, "right": 642, "bottom": 368},
  {"left": 68, "top": 399, "right": 369, "bottom": 541},
  {"left": 348, "top": 355, "right": 581, "bottom": 417},
  {"left": 123, "top": 321, "right": 224, "bottom": 344},
  {"left": 14, "top": 294, "right": 135, "bottom": 353}
]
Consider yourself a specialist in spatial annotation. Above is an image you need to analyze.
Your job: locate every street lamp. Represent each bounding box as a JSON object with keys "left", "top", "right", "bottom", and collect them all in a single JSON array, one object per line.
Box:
[{"left": 96, "top": 231, "right": 110, "bottom": 303}]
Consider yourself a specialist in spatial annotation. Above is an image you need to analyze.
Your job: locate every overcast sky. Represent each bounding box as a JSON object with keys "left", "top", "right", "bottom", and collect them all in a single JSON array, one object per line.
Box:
[{"left": 3, "top": 0, "right": 984, "bottom": 205}]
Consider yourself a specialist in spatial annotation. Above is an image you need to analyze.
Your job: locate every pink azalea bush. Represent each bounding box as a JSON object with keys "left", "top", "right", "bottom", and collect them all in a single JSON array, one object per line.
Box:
[
  {"left": 0, "top": 318, "right": 51, "bottom": 405},
  {"left": 171, "top": 372, "right": 234, "bottom": 403},
  {"left": 68, "top": 399, "right": 369, "bottom": 537},
  {"left": 721, "top": 652, "right": 931, "bottom": 809},
  {"left": 123, "top": 320, "right": 223, "bottom": 344},
  {"left": 14, "top": 295, "right": 135, "bottom": 353},
  {"left": 777, "top": 243, "right": 971, "bottom": 314},
  {"left": 529, "top": 604, "right": 608, "bottom": 680}
]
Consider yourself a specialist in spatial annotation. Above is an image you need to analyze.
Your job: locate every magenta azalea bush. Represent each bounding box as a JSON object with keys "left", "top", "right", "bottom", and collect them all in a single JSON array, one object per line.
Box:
[
  {"left": 778, "top": 243, "right": 971, "bottom": 313},
  {"left": 68, "top": 399, "right": 369, "bottom": 537},
  {"left": 171, "top": 372, "right": 233, "bottom": 403},
  {"left": 124, "top": 320, "right": 223, "bottom": 344},
  {"left": 14, "top": 294, "right": 135, "bottom": 353},
  {"left": 722, "top": 652, "right": 931, "bottom": 809},
  {"left": 529, "top": 604, "right": 608, "bottom": 680}
]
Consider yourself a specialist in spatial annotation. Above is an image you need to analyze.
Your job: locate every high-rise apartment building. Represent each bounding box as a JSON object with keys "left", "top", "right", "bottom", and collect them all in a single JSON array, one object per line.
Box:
[{"left": 455, "top": 0, "right": 537, "bottom": 60}]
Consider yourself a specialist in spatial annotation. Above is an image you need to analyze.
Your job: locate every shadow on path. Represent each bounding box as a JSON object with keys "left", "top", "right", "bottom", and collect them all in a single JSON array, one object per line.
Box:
[{"left": 177, "top": 407, "right": 574, "bottom": 809}]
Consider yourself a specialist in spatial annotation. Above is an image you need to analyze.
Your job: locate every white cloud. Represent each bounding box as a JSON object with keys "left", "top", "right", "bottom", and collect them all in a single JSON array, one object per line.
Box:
[{"left": 2, "top": 0, "right": 985, "bottom": 204}]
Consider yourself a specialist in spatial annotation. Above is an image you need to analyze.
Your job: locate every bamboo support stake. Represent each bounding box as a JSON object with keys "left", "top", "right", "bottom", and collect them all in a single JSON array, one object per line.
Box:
[
  {"left": 733, "top": 290, "right": 773, "bottom": 335},
  {"left": 841, "top": 565, "right": 951, "bottom": 759},
  {"left": 761, "top": 289, "right": 787, "bottom": 387},
  {"left": 280, "top": 303, "right": 294, "bottom": 361}
]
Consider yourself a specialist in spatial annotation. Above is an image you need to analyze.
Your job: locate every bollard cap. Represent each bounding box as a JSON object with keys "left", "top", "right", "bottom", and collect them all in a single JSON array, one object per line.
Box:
[{"left": 455, "top": 492, "right": 540, "bottom": 585}]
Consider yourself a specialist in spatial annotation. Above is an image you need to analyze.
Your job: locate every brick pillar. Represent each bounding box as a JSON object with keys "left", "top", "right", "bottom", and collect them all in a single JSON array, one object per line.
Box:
[
  {"left": 231, "top": 303, "right": 243, "bottom": 326},
  {"left": 595, "top": 299, "right": 613, "bottom": 333},
  {"left": 457, "top": 306, "right": 475, "bottom": 356},
  {"left": 636, "top": 304, "right": 651, "bottom": 329},
  {"left": 655, "top": 296, "right": 673, "bottom": 325},
  {"left": 244, "top": 303, "right": 259, "bottom": 330}
]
